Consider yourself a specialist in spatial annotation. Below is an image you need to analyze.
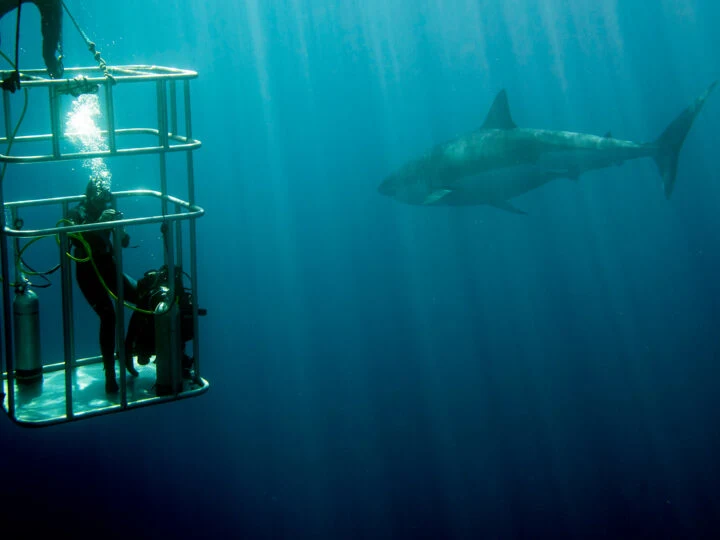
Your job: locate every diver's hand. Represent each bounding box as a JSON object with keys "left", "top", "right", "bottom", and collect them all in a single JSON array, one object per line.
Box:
[
  {"left": 98, "top": 208, "right": 122, "bottom": 223},
  {"left": 45, "top": 52, "right": 64, "bottom": 79},
  {"left": 1, "top": 72, "right": 21, "bottom": 93}
]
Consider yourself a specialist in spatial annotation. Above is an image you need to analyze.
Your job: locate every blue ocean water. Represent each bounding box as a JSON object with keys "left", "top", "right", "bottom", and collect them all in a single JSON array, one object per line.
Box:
[{"left": 1, "top": 1, "right": 720, "bottom": 538}]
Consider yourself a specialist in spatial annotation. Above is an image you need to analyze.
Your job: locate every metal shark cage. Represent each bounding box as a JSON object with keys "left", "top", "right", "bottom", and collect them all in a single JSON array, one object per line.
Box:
[{"left": 0, "top": 65, "right": 209, "bottom": 427}]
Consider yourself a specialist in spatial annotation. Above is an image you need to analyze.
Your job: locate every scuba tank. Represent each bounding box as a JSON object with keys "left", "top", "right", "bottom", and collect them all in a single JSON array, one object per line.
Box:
[
  {"left": 126, "top": 264, "right": 205, "bottom": 394},
  {"left": 154, "top": 288, "right": 182, "bottom": 396},
  {"left": 13, "top": 286, "right": 42, "bottom": 384}
]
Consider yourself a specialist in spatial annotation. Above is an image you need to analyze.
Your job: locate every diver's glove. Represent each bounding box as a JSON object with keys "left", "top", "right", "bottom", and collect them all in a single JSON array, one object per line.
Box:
[
  {"left": 47, "top": 55, "right": 64, "bottom": 79},
  {"left": 96, "top": 209, "right": 130, "bottom": 247},
  {"left": 1, "top": 72, "right": 21, "bottom": 93},
  {"left": 43, "top": 45, "right": 64, "bottom": 79},
  {"left": 98, "top": 208, "right": 121, "bottom": 223}
]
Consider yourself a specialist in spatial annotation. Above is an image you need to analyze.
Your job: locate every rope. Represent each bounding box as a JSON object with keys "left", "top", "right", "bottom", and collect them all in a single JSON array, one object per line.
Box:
[
  {"left": 61, "top": 0, "right": 115, "bottom": 84},
  {"left": 56, "top": 75, "right": 99, "bottom": 97}
]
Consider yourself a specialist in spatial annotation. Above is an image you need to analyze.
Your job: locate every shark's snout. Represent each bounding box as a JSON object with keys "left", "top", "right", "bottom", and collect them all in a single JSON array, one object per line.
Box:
[{"left": 377, "top": 178, "right": 396, "bottom": 196}]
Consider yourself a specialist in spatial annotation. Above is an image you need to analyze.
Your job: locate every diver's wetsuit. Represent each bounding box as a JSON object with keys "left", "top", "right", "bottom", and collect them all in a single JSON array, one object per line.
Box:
[
  {"left": 0, "top": 0, "right": 64, "bottom": 78},
  {"left": 67, "top": 200, "right": 137, "bottom": 392}
]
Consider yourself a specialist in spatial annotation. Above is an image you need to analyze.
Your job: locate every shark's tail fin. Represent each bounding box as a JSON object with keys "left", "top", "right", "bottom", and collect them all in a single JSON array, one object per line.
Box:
[{"left": 653, "top": 81, "right": 716, "bottom": 198}]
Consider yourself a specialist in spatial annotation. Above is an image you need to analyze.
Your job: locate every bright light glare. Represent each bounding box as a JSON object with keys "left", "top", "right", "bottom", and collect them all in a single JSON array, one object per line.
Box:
[{"left": 65, "top": 94, "right": 112, "bottom": 186}]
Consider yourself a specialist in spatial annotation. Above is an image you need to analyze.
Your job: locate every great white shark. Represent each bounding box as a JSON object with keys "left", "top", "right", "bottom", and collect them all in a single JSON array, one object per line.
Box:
[{"left": 378, "top": 83, "right": 716, "bottom": 213}]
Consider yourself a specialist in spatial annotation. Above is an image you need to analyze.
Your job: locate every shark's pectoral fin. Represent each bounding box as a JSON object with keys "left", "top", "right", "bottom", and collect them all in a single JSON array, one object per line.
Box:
[
  {"left": 488, "top": 200, "right": 527, "bottom": 215},
  {"left": 567, "top": 169, "right": 581, "bottom": 182},
  {"left": 547, "top": 168, "right": 580, "bottom": 182},
  {"left": 423, "top": 189, "right": 453, "bottom": 205}
]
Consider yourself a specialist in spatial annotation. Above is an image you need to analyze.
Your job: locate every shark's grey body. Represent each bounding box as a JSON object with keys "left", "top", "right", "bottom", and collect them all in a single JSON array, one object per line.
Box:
[{"left": 378, "top": 83, "right": 716, "bottom": 211}]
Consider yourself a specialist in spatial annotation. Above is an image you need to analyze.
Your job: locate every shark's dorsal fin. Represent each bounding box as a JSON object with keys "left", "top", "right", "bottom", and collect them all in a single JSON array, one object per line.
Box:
[
  {"left": 604, "top": 131, "right": 613, "bottom": 138},
  {"left": 482, "top": 90, "right": 517, "bottom": 130}
]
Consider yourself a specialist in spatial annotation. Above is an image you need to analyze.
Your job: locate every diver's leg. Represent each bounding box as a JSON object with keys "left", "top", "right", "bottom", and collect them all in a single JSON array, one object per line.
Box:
[
  {"left": 96, "top": 300, "right": 119, "bottom": 393},
  {"left": 98, "top": 260, "right": 142, "bottom": 377},
  {"left": 76, "top": 261, "right": 119, "bottom": 393},
  {"left": 104, "top": 257, "right": 143, "bottom": 377},
  {"left": 120, "top": 273, "right": 139, "bottom": 375}
]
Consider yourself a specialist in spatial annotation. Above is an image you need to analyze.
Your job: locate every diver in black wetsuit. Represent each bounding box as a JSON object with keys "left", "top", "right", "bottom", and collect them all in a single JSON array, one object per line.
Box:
[
  {"left": 0, "top": 0, "right": 64, "bottom": 83},
  {"left": 67, "top": 179, "right": 138, "bottom": 393}
]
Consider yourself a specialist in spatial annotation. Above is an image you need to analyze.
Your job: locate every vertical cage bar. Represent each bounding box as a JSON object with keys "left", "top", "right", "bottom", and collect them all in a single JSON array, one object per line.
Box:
[
  {"left": 184, "top": 81, "right": 195, "bottom": 203},
  {"left": 158, "top": 144, "right": 179, "bottom": 395},
  {"left": 184, "top": 80, "right": 201, "bottom": 381},
  {"left": 175, "top": 202, "right": 183, "bottom": 268},
  {"left": 48, "top": 87, "right": 61, "bottom": 159},
  {"left": 11, "top": 208, "right": 20, "bottom": 286},
  {"left": 169, "top": 80, "right": 178, "bottom": 137},
  {"left": 105, "top": 80, "right": 117, "bottom": 154},
  {"left": 156, "top": 80, "right": 169, "bottom": 151},
  {"left": 1, "top": 90, "right": 11, "bottom": 415},
  {"left": 3, "top": 90, "right": 11, "bottom": 140},
  {"left": 113, "top": 220, "right": 127, "bottom": 408},
  {"left": 58, "top": 225, "right": 74, "bottom": 421},
  {"left": 59, "top": 201, "right": 76, "bottom": 422},
  {"left": 0, "top": 184, "right": 15, "bottom": 418}
]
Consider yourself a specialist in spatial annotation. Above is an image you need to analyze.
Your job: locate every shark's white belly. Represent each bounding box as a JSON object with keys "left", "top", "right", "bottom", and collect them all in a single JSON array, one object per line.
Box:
[{"left": 450, "top": 164, "right": 567, "bottom": 202}]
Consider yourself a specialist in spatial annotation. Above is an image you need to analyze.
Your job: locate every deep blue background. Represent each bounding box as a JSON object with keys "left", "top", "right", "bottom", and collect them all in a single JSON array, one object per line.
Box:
[{"left": 2, "top": 1, "right": 720, "bottom": 538}]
